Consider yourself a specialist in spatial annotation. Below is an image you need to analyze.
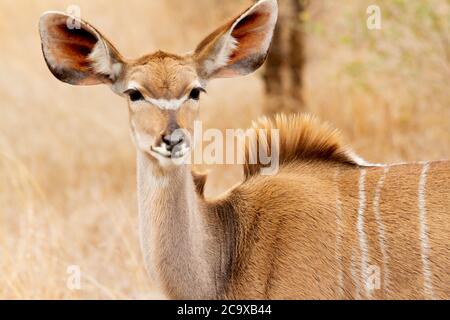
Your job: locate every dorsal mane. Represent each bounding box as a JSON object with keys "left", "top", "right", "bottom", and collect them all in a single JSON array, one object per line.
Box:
[{"left": 244, "top": 113, "right": 367, "bottom": 178}]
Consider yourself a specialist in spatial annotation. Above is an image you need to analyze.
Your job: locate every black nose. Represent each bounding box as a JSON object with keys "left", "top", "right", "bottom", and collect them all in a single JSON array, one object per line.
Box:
[{"left": 162, "top": 132, "right": 185, "bottom": 151}]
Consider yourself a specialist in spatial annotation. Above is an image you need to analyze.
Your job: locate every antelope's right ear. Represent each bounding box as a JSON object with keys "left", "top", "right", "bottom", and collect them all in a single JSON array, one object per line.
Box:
[{"left": 39, "top": 12, "right": 124, "bottom": 86}]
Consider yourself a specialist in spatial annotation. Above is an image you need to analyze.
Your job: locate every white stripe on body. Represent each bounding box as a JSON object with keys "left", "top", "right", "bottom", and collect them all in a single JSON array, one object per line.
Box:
[
  {"left": 418, "top": 162, "right": 436, "bottom": 299},
  {"left": 373, "top": 166, "right": 390, "bottom": 296},
  {"left": 357, "top": 169, "right": 370, "bottom": 298}
]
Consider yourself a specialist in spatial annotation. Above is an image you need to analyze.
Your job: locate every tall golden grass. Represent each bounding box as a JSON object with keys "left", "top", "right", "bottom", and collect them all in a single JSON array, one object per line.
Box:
[{"left": 0, "top": 0, "right": 448, "bottom": 299}]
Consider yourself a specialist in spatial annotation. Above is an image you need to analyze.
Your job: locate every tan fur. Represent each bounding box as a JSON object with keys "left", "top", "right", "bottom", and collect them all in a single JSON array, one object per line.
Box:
[
  {"left": 210, "top": 132, "right": 449, "bottom": 299},
  {"left": 127, "top": 52, "right": 197, "bottom": 99},
  {"left": 194, "top": 0, "right": 277, "bottom": 79},
  {"left": 39, "top": 0, "right": 450, "bottom": 300},
  {"left": 243, "top": 114, "right": 360, "bottom": 178},
  {"left": 134, "top": 114, "right": 450, "bottom": 300}
]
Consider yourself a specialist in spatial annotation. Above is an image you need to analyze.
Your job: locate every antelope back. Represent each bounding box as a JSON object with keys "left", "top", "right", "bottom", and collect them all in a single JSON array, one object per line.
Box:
[{"left": 222, "top": 115, "right": 450, "bottom": 299}]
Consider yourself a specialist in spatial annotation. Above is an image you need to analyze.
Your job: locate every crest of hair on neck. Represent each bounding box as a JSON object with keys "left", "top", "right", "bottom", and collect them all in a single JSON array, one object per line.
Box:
[{"left": 243, "top": 113, "right": 369, "bottom": 178}]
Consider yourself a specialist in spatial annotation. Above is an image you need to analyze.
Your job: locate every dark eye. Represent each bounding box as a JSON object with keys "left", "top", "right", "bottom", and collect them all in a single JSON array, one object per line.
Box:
[
  {"left": 189, "top": 88, "right": 203, "bottom": 101},
  {"left": 127, "top": 89, "right": 144, "bottom": 102}
]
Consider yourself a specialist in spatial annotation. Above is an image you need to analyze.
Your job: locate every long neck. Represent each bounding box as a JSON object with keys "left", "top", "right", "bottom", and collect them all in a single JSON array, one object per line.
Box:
[{"left": 136, "top": 150, "right": 225, "bottom": 299}]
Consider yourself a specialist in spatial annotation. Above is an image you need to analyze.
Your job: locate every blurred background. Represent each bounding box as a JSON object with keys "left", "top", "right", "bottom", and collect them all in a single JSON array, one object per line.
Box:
[{"left": 0, "top": 0, "right": 449, "bottom": 299}]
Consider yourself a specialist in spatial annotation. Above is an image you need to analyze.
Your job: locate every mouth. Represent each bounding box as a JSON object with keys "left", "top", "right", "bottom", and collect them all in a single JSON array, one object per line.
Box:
[{"left": 150, "top": 143, "right": 190, "bottom": 160}]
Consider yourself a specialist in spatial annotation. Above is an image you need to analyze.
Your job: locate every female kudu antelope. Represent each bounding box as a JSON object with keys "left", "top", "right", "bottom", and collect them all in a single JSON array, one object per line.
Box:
[{"left": 39, "top": 0, "right": 449, "bottom": 299}]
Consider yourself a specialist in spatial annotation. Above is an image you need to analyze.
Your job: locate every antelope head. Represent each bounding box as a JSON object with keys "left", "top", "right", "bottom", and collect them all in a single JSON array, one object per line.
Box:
[{"left": 39, "top": 0, "right": 278, "bottom": 168}]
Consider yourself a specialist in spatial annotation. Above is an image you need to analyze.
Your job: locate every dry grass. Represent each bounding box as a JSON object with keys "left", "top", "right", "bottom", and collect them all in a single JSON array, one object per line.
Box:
[{"left": 0, "top": 0, "right": 448, "bottom": 299}]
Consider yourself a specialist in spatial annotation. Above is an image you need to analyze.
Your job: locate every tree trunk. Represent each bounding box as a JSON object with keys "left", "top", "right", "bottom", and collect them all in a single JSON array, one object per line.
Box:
[{"left": 263, "top": 0, "right": 306, "bottom": 115}]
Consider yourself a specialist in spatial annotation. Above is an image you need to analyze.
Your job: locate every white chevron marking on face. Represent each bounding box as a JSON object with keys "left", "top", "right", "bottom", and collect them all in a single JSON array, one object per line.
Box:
[
  {"left": 126, "top": 80, "right": 203, "bottom": 110},
  {"left": 147, "top": 97, "right": 188, "bottom": 110}
]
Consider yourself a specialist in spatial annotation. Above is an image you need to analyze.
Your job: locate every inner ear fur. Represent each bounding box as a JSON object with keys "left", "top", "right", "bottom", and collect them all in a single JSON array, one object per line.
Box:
[
  {"left": 194, "top": 0, "right": 278, "bottom": 79},
  {"left": 39, "top": 12, "right": 124, "bottom": 86}
]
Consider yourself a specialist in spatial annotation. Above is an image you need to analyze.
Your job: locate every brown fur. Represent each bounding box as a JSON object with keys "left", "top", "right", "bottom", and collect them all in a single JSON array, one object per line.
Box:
[
  {"left": 127, "top": 52, "right": 197, "bottom": 100},
  {"left": 39, "top": 0, "right": 449, "bottom": 300},
  {"left": 138, "top": 114, "right": 450, "bottom": 299},
  {"left": 243, "top": 114, "right": 359, "bottom": 178},
  {"left": 199, "top": 118, "right": 450, "bottom": 299},
  {"left": 39, "top": 13, "right": 124, "bottom": 85}
]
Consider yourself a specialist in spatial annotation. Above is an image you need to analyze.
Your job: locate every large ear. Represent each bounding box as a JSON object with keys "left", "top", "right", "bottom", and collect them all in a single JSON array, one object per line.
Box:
[
  {"left": 39, "top": 12, "right": 124, "bottom": 86},
  {"left": 193, "top": 0, "right": 278, "bottom": 80}
]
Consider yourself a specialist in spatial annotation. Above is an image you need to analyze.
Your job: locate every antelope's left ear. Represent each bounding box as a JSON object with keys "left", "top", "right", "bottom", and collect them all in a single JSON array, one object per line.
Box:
[{"left": 193, "top": 0, "right": 278, "bottom": 80}]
